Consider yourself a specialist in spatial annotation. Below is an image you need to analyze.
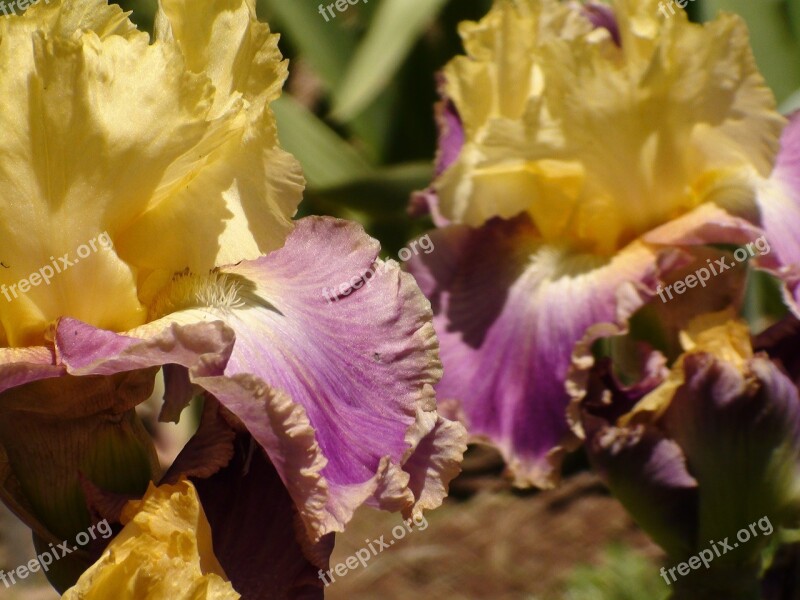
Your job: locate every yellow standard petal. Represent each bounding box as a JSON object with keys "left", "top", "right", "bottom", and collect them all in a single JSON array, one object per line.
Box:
[
  {"left": 0, "top": 0, "right": 302, "bottom": 347},
  {"left": 435, "top": 0, "right": 784, "bottom": 255},
  {"left": 62, "top": 479, "right": 239, "bottom": 600}
]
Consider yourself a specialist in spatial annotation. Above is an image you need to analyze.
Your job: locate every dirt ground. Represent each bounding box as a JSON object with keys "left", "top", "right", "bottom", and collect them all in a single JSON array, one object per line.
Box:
[
  {"left": 0, "top": 450, "right": 662, "bottom": 599},
  {"left": 326, "top": 470, "right": 662, "bottom": 600}
]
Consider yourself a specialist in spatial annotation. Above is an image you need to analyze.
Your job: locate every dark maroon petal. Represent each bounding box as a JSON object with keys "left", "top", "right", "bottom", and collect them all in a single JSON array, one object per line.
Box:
[
  {"left": 193, "top": 432, "right": 333, "bottom": 600},
  {"left": 162, "top": 397, "right": 236, "bottom": 484},
  {"left": 753, "top": 315, "right": 800, "bottom": 387},
  {"left": 161, "top": 363, "right": 196, "bottom": 423},
  {"left": 78, "top": 474, "right": 131, "bottom": 532},
  {"left": 583, "top": 351, "right": 669, "bottom": 425}
]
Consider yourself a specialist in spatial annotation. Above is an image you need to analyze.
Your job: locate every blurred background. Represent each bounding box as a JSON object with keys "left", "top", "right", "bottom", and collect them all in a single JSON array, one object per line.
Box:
[{"left": 3, "top": 0, "right": 799, "bottom": 598}]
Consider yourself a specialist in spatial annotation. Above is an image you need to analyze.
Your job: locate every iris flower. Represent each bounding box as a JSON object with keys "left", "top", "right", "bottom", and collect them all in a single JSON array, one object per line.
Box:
[
  {"left": 0, "top": 0, "right": 466, "bottom": 595},
  {"left": 408, "top": 0, "right": 800, "bottom": 487},
  {"left": 581, "top": 312, "right": 800, "bottom": 598}
]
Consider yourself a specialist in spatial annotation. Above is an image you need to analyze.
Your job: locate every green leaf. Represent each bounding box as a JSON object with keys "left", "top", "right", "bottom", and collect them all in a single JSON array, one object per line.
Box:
[
  {"left": 563, "top": 544, "right": 667, "bottom": 600},
  {"left": 331, "top": 0, "right": 449, "bottom": 121},
  {"left": 271, "top": 95, "right": 373, "bottom": 190},
  {"left": 119, "top": 0, "right": 158, "bottom": 34},
  {"left": 741, "top": 269, "right": 788, "bottom": 333},
  {"left": 789, "top": 0, "right": 800, "bottom": 40},
  {"left": 307, "top": 162, "right": 433, "bottom": 215},
  {"left": 699, "top": 0, "right": 800, "bottom": 103},
  {"left": 345, "top": 79, "right": 402, "bottom": 163},
  {"left": 257, "top": 0, "right": 357, "bottom": 89}
]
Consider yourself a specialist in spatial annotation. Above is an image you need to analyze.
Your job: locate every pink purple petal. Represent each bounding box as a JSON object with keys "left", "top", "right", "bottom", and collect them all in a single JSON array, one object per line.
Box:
[{"left": 406, "top": 215, "right": 682, "bottom": 487}]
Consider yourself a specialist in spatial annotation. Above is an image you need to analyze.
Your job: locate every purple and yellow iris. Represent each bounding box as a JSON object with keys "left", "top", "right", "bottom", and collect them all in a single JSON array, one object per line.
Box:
[
  {"left": 0, "top": 0, "right": 467, "bottom": 595},
  {"left": 408, "top": 0, "right": 800, "bottom": 488}
]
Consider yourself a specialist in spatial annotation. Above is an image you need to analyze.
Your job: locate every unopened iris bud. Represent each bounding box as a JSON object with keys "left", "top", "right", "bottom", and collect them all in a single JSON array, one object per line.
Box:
[
  {"left": 0, "top": 368, "right": 161, "bottom": 591},
  {"left": 583, "top": 313, "right": 800, "bottom": 598}
]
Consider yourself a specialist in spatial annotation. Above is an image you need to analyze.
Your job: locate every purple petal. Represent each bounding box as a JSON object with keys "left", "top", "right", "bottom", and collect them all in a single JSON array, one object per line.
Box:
[
  {"left": 55, "top": 217, "right": 466, "bottom": 539},
  {"left": 193, "top": 432, "right": 333, "bottom": 600},
  {"left": 583, "top": 2, "right": 621, "bottom": 46},
  {"left": 408, "top": 75, "right": 462, "bottom": 226},
  {"left": 406, "top": 215, "right": 682, "bottom": 487},
  {"left": 216, "top": 217, "right": 466, "bottom": 520},
  {"left": 581, "top": 357, "right": 698, "bottom": 557},
  {"left": 408, "top": 188, "right": 450, "bottom": 228},
  {"left": 583, "top": 417, "right": 698, "bottom": 557},
  {"left": 402, "top": 413, "right": 468, "bottom": 512},
  {"left": 643, "top": 202, "right": 771, "bottom": 250},
  {"left": 756, "top": 112, "right": 800, "bottom": 309},
  {"left": 435, "top": 95, "right": 465, "bottom": 177},
  {"left": 0, "top": 347, "right": 63, "bottom": 394}
]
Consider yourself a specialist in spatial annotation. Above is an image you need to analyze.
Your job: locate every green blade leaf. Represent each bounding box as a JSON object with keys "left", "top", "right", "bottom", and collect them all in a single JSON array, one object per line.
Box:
[
  {"left": 790, "top": 0, "right": 800, "bottom": 40},
  {"left": 272, "top": 95, "right": 373, "bottom": 190},
  {"left": 331, "top": 0, "right": 449, "bottom": 121},
  {"left": 308, "top": 162, "right": 433, "bottom": 215}
]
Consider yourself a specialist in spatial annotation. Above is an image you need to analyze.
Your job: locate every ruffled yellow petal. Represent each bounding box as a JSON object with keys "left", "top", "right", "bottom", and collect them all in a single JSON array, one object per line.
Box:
[
  {"left": 120, "top": 0, "right": 303, "bottom": 279},
  {"left": 0, "top": 0, "right": 302, "bottom": 347},
  {"left": 62, "top": 479, "right": 239, "bottom": 600},
  {"left": 154, "top": 0, "right": 286, "bottom": 117},
  {"left": 436, "top": 0, "right": 784, "bottom": 255}
]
